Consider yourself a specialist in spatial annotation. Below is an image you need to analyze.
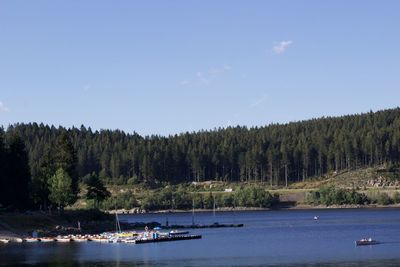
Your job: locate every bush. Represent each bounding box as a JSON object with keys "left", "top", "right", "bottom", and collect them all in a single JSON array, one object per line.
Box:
[
  {"left": 127, "top": 175, "right": 141, "bottom": 185},
  {"left": 310, "top": 186, "right": 369, "bottom": 206},
  {"left": 306, "top": 191, "right": 321, "bottom": 205},
  {"left": 101, "top": 191, "right": 137, "bottom": 210},
  {"left": 375, "top": 192, "right": 393, "bottom": 205},
  {"left": 233, "top": 185, "right": 278, "bottom": 208},
  {"left": 393, "top": 192, "right": 400, "bottom": 204}
]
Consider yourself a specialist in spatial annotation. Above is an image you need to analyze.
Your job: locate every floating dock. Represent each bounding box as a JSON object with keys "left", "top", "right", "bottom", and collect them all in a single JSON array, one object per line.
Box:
[
  {"left": 162, "top": 223, "right": 244, "bottom": 229},
  {"left": 135, "top": 234, "right": 202, "bottom": 244}
]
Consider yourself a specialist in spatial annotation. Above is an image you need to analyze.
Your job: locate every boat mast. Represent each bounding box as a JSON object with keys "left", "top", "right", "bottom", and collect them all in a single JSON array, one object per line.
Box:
[
  {"left": 213, "top": 194, "right": 216, "bottom": 218},
  {"left": 192, "top": 198, "right": 195, "bottom": 226},
  {"left": 115, "top": 206, "right": 121, "bottom": 233}
]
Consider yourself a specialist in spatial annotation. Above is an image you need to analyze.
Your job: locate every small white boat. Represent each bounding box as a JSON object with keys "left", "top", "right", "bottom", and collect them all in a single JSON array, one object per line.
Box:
[
  {"left": 0, "top": 239, "right": 10, "bottom": 244},
  {"left": 56, "top": 237, "right": 72, "bottom": 242},
  {"left": 121, "top": 238, "right": 136, "bottom": 244},
  {"left": 169, "top": 230, "right": 189, "bottom": 236},
  {"left": 313, "top": 216, "right": 319, "bottom": 220}
]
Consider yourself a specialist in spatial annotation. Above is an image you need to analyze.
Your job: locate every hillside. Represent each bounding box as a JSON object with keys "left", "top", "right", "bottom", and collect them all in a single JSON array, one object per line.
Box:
[{"left": 1, "top": 107, "right": 400, "bottom": 210}]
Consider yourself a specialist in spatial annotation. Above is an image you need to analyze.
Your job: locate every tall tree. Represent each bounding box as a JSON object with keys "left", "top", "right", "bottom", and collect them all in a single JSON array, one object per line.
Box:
[
  {"left": 48, "top": 168, "right": 75, "bottom": 212},
  {"left": 54, "top": 132, "right": 79, "bottom": 196}
]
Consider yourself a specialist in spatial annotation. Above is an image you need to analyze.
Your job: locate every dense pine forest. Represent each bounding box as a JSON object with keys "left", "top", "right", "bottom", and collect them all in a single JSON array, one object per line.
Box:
[{"left": 1, "top": 108, "right": 400, "bottom": 209}]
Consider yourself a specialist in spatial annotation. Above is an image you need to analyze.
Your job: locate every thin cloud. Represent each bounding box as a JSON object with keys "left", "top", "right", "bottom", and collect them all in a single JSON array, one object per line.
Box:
[
  {"left": 180, "top": 80, "right": 190, "bottom": 86},
  {"left": 0, "top": 101, "right": 9, "bottom": 113},
  {"left": 83, "top": 84, "right": 91, "bottom": 92},
  {"left": 249, "top": 94, "right": 268, "bottom": 108},
  {"left": 208, "top": 64, "right": 231, "bottom": 76},
  {"left": 272, "top": 40, "right": 293, "bottom": 54},
  {"left": 196, "top": 71, "right": 209, "bottom": 84},
  {"left": 180, "top": 64, "right": 231, "bottom": 86},
  {"left": 225, "top": 94, "right": 269, "bottom": 127}
]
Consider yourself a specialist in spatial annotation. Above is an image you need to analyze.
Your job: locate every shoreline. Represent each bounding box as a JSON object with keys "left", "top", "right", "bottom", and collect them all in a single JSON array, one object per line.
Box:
[
  {"left": 111, "top": 203, "right": 400, "bottom": 215},
  {"left": 2, "top": 204, "right": 400, "bottom": 240}
]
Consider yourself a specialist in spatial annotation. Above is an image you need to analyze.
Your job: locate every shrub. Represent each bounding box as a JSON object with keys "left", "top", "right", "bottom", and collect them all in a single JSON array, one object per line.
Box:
[
  {"left": 375, "top": 192, "right": 393, "bottom": 205},
  {"left": 393, "top": 192, "right": 400, "bottom": 204}
]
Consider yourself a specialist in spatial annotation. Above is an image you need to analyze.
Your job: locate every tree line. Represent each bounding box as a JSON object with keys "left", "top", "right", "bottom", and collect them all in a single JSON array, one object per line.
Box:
[
  {"left": 105, "top": 185, "right": 279, "bottom": 212},
  {"left": 1, "top": 107, "right": 400, "bottom": 209}
]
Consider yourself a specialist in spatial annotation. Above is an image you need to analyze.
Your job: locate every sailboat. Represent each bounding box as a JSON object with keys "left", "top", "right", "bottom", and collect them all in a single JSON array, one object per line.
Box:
[
  {"left": 192, "top": 198, "right": 195, "bottom": 226},
  {"left": 109, "top": 211, "right": 122, "bottom": 243}
]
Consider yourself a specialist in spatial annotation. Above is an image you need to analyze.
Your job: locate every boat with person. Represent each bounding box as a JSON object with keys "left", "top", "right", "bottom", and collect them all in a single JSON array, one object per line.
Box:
[{"left": 355, "top": 237, "right": 380, "bottom": 246}]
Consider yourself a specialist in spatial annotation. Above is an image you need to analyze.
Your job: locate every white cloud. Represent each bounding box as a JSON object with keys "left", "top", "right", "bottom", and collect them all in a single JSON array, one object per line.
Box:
[
  {"left": 0, "top": 101, "right": 9, "bottom": 113},
  {"left": 272, "top": 40, "right": 293, "bottom": 54}
]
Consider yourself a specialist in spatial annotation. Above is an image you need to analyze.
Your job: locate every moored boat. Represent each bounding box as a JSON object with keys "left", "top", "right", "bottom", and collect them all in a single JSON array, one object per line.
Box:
[
  {"left": 56, "top": 236, "right": 72, "bottom": 242},
  {"left": 0, "top": 239, "right": 10, "bottom": 244},
  {"left": 90, "top": 237, "right": 109, "bottom": 243}
]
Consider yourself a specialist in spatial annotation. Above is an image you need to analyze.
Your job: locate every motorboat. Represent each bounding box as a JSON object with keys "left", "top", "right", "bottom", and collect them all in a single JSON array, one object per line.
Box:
[
  {"left": 356, "top": 238, "right": 380, "bottom": 246},
  {"left": 169, "top": 230, "right": 189, "bottom": 236}
]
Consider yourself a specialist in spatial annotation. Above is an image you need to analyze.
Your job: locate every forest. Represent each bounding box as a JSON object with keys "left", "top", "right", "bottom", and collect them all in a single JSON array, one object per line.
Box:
[{"left": 1, "top": 107, "right": 400, "bottom": 209}]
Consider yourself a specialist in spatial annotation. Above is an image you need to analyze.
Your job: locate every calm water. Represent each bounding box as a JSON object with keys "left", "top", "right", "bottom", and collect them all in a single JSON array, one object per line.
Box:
[{"left": 1, "top": 209, "right": 400, "bottom": 266}]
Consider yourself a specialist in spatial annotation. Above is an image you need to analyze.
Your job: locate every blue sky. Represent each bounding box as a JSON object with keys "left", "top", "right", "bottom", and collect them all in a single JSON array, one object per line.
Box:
[{"left": 1, "top": 1, "right": 400, "bottom": 136}]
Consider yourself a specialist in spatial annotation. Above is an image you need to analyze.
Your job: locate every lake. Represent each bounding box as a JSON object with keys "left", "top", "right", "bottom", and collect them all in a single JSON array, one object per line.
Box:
[{"left": 1, "top": 208, "right": 400, "bottom": 266}]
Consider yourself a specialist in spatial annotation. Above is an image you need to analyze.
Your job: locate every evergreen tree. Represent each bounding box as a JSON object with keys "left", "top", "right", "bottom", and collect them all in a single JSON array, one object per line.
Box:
[
  {"left": 54, "top": 132, "right": 79, "bottom": 196},
  {"left": 85, "top": 172, "right": 111, "bottom": 207}
]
